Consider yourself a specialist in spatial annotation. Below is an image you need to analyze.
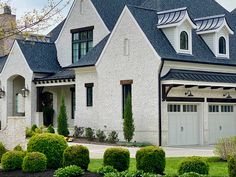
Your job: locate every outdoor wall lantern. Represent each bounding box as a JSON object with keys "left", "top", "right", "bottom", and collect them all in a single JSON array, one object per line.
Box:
[
  {"left": 21, "top": 86, "right": 30, "bottom": 97},
  {"left": 223, "top": 92, "right": 232, "bottom": 99},
  {"left": 185, "top": 90, "right": 194, "bottom": 97},
  {"left": 0, "top": 88, "right": 6, "bottom": 99}
]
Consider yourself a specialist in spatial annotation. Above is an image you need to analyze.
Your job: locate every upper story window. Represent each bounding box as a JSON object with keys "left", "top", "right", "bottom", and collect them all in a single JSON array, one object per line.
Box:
[
  {"left": 219, "top": 36, "right": 226, "bottom": 54},
  {"left": 180, "top": 31, "right": 188, "bottom": 50},
  {"left": 71, "top": 26, "right": 94, "bottom": 63}
]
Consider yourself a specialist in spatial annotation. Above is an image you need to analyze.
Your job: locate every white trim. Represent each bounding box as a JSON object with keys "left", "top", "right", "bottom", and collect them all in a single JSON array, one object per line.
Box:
[{"left": 96, "top": 6, "right": 161, "bottom": 66}]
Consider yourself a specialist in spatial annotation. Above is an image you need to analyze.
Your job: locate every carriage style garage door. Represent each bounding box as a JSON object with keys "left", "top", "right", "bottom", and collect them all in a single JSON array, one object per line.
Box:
[
  {"left": 168, "top": 104, "right": 199, "bottom": 146},
  {"left": 208, "top": 105, "right": 236, "bottom": 144}
]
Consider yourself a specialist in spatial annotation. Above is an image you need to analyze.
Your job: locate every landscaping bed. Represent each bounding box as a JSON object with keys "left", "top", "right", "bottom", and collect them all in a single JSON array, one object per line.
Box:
[{"left": 0, "top": 170, "right": 102, "bottom": 177}]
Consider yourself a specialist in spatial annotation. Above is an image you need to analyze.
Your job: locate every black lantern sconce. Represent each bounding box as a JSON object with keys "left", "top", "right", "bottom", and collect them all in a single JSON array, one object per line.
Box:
[
  {"left": 21, "top": 86, "right": 30, "bottom": 97},
  {"left": 0, "top": 88, "right": 5, "bottom": 99}
]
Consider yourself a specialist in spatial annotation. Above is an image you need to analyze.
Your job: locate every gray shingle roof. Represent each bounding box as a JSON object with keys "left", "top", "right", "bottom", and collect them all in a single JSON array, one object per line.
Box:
[
  {"left": 17, "top": 40, "right": 61, "bottom": 73},
  {"left": 34, "top": 69, "right": 75, "bottom": 81},
  {"left": 66, "top": 34, "right": 110, "bottom": 68},
  {"left": 0, "top": 55, "right": 7, "bottom": 73},
  {"left": 47, "top": 19, "right": 66, "bottom": 42},
  {"left": 162, "top": 69, "right": 236, "bottom": 83}
]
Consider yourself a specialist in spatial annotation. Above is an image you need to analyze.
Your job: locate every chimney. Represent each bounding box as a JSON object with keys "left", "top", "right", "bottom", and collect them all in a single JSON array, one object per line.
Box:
[{"left": 3, "top": 5, "right": 12, "bottom": 15}]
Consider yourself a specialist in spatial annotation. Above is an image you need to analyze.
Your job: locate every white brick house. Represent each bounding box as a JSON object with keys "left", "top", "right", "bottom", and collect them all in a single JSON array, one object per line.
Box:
[{"left": 1, "top": 0, "right": 236, "bottom": 146}]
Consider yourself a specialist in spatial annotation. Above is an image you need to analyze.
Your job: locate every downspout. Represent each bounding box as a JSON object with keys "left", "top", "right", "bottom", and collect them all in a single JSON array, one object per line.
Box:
[{"left": 158, "top": 59, "right": 164, "bottom": 146}]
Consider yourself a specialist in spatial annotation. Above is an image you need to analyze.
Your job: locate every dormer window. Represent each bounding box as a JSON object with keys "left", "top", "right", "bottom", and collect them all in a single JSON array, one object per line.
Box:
[
  {"left": 219, "top": 36, "right": 226, "bottom": 54},
  {"left": 180, "top": 31, "right": 188, "bottom": 50}
]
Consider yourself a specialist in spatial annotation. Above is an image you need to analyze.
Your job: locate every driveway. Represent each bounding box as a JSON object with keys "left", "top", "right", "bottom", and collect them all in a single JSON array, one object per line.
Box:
[{"left": 69, "top": 143, "right": 215, "bottom": 159}]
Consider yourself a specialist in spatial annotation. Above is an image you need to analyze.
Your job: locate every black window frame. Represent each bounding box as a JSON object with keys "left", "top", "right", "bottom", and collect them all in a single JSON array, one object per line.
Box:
[
  {"left": 219, "top": 36, "right": 226, "bottom": 54},
  {"left": 71, "top": 26, "right": 94, "bottom": 64},
  {"left": 85, "top": 83, "right": 94, "bottom": 107},
  {"left": 180, "top": 31, "right": 189, "bottom": 50},
  {"left": 70, "top": 87, "right": 75, "bottom": 119}
]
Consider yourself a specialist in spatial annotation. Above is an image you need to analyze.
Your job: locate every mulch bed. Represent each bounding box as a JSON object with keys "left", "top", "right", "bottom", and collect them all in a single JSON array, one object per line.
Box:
[
  {"left": 0, "top": 170, "right": 102, "bottom": 177},
  {"left": 73, "top": 138, "right": 118, "bottom": 146}
]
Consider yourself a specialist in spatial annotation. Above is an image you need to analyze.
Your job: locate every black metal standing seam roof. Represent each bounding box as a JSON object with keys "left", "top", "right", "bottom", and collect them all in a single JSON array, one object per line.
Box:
[
  {"left": 162, "top": 69, "right": 236, "bottom": 83},
  {"left": 17, "top": 40, "right": 61, "bottom": 73},
  {"left": 157, "top": 7, "right": 188, "bottom": 27},
  {"left": 34, "top": 69, "right": 75, "bottom": 81}
]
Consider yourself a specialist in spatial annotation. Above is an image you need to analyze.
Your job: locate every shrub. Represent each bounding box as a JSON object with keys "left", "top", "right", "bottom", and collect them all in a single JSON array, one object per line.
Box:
[
  {"left": 180, "top": 172, "right": 202, "bottom": 177},
  {"left": 26, "top": 127, "right": 35, "bottom": 138},
  {"left": 22, "top": 152, "right": 47, "bottom": 173},
  {"left": 178, "top": 156, "right": 209, "bottom": 175},
  {"left": 107, "top": 131, "right": 119, "bottom": 143},
  {"left": 57, "top": 97, "right": 70, "bottom": 137},
  {"left": 96, "top": 129, "right": 106, "bottom": 142},
  {"left": 123, "top": 93, "right": 135, "bottom": 142},
  {"left": 103, "top": 147, "right": 130, "bottom": 172},
  {"left": 97, "top": 165, "right": 118, "bottom": 175},
  {"left": 214, "top": 137, "right": 236, "bottom": 160},
  {"left": 31, "top": 124, "right": 38, "bottom": 132},
  {"left": 228, "top": 155, "right": 236, "bottom": 177},
  {"left": 63, "top": 145, "right": 90, "bottom": 170},
  {"left": 27, "top": 133, "right": 68, "bottom": 169},
  {"left": 54, "top": 165, "right": 84, "bottom": 177},
  {"left": 13, "top": 145, "right": 23, "bottom": 151},
  {"left": 47, "top": 124, "right": 55, "bottom": 133},
  {"left": 136, "top": 146, "right": 166, "bottom": 174},
  {"left": 43, "top": 106, "right": 54, "bottom": 127},
  {"left": 104, "top": 171, "right": 161, "bottom": 177},
  {"left": 1, "top": 151, "right": 25, "bottom": 171},
  {"left": 85, "top": 127, "right": 95, "bottom": 141},
  {"left": 0, "top": 142, "right": 6, "bottom": 162},
  {"left": 74, "top": 126, "right": 84, "bottom": 138}
]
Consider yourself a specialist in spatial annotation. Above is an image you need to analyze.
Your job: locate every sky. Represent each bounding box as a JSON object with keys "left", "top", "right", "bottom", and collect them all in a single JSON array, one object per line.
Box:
[{"left": 1, "top": 0, "right": 236, "bottom": 34}]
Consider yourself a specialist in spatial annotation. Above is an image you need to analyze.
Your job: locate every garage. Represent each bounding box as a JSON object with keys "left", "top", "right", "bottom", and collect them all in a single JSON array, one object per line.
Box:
[
  {"left": 208, "top": 104, "right": 236, "bottom": 144},
  {"left": 168, "top": 104, "right": 199, "bottom": 146}
]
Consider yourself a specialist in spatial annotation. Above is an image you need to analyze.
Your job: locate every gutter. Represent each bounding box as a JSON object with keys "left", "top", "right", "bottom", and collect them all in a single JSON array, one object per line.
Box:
[{"left": 158, "top": 60, "right": 164, "bottom": 146}]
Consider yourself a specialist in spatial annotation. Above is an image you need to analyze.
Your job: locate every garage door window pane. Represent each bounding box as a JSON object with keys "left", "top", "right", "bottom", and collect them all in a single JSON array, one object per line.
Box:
[
  {"left": 168, "top": 104, "right": 181, "bottom": 112},
  {"left": 221, "top": 105, "right": 234, "bottom": 112},
  {"left": 209, "top": 105, "right": 219, "bottom": 112},
  {"left": 183, "top": 105, "right": 197, "bottom": 112}
]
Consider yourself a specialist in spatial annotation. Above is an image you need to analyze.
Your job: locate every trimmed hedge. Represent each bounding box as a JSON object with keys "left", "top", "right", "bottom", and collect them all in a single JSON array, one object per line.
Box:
[
  {"left": 228, "top": 155, "right": 236, "bottom": 177},
  {"left": 54, "top": 165, "right": 84, "bottom": 177},
  {"left": 0, "top": 142, "right": 6, "bottom": 162},
  {"left": 1, "top": 151, "right": 25, "bottom": 171},
  {"left": 136, "top": 146, "right": 166, "bottom": 174},
  {"left": 27, "top": 133, "right": 68, "bottom": 169},
  {"left": 22, "top": 152, "right": 47, "bottom": 173},
  {"left": 63, "top": 145, "right": 90, "bottom": 170},
  {"left": 13, "top": 145, "right": 23, "bottom": 151},
  {"left": 103, "top": 147, "right": 130, "bottom": 172},
  {"left": 178, "top": 156, "right": 209, "bottom": 175}
]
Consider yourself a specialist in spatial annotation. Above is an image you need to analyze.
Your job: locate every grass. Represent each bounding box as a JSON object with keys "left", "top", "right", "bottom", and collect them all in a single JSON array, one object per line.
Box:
[{"left": 89, "top": 157, "right": 228, "bottom": 177}]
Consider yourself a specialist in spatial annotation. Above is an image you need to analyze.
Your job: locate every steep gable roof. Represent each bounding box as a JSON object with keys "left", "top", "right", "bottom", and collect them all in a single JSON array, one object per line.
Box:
[
  {"left": 47, "top": 19, "right": 66, "bottom": 42},
  {"left": 17, "top": 40, "right": 61, "bottom": 73},
  {"left": 0, "top": 55, "right": 7, "bottom": 73}
]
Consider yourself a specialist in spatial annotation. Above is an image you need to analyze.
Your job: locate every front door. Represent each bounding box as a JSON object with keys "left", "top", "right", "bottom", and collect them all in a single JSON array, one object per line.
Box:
[{"left": 42, "top": 92, "right": 54, "bottom": 126}]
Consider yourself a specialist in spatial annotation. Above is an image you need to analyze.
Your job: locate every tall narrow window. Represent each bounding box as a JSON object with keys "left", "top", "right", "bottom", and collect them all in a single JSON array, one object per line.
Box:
[
  {"left": 219, "top": 36, "right": 226, "bottom": 54},
  {"left": 121, "top": 80, "right": 133, "bottom": 118},
  {"left": 70, "top": 88, "right": 75, "bottom": 119},
  {"left": 180, "top": 31, "right": 188, "bottom": 50},
  {"left": 80, "top": 0, "right": 84, "bottom": 14},
  {"left": 124, "top": 38, "right": 129, "bottom": 56},
  {"left": 85, "top": 83, "right": 94, "bottom": 107},
  {"left": 71, "top": 27, "right": 94, "bottom": 63}
]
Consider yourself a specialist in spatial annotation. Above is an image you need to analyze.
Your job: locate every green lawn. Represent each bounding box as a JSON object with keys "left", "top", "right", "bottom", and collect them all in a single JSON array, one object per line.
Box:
[{"left": 89, "top": 157, "right": 228, "bottom": 177}]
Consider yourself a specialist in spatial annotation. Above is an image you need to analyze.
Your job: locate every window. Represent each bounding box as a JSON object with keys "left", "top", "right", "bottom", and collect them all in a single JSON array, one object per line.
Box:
[
  {"left": 80, "top": 0, "right": 84, "bottom": 14},
  {"left": 124, "top": 38, "right": 129, "bottom": 56},
  {"left": 209, "top": 105, "right": 219, "bottom": 112},
  {"left": 71, "top": 27, "right": 93, "bottom": 63},
  {"left": 85, "top": 83, "right": 94, "bottom": 107},
  {"left": 180, "top": 31, "right": 188, "bottom": 50},
  {"left": 219, "top": 36, "right": 226, "bottom": 54},
  {"left": 71, "top": 88, "right": 75, "bottom": 119},
  {"left": 168, "top": 104, "right": 181, "bottom": 112},
  {"left": 183, "top": 105, "right": 197, "bottom": 112},
  {"left": 221, "top": 105, "right": 234, "bottom": 112},
  {"left": 122, "top": 84, "right": 132, "bottom": 117}
]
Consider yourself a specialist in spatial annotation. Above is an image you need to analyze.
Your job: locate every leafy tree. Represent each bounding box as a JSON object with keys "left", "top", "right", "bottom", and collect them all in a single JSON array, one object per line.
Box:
[
  {"left": 57, "top": 97, "right": 69, "bottom": 137},
  {"left": 123, "top": 93, "right": 135, "bottom": 142}
]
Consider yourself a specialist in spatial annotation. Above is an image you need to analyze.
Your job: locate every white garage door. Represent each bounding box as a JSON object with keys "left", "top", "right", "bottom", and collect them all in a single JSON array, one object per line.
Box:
[
  {"left": 209, "top": 105, "right": 236, "bottom": 144},
  {"left": 168, "top": 104, "right": 199, "bottom": 146}
]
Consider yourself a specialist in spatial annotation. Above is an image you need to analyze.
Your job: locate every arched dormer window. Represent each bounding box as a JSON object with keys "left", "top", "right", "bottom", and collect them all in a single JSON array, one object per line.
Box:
[
  {"left": 219, "top": 36, "right": 226, "bottom": 54},
  {"left": 180, "top": 31, "right": 188, "bottom": 50}
]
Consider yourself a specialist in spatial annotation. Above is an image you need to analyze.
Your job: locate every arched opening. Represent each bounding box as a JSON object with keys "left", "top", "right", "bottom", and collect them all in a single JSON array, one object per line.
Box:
[
  {"left": 180, "top": 31, "right": 189, "bottom": 50},
  {"left": 42, "top": 92, "right": 54, "bottom": 126},
  {"left": 7, "top": 75, "right": 25, "bottom": 117},
  {"left": 219, "top": 36, "right": 226, "bottom": 54}
]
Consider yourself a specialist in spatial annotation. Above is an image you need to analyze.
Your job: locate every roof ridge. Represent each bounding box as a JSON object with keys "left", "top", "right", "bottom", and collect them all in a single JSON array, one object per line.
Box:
[
  {"left": 16, "top": 39, "right": 54, "bottom": 45},
  {"left": 127, "top": 4, "right": 157, "bottom": 12}
]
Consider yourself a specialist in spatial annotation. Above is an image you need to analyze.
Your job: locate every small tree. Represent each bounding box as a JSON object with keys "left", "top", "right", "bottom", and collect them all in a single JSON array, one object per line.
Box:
[
  {"left": 123, "top": 93, "right": 135, "bottom": 142},
  {"left": 57, "top": 97, "right": 69, "bottom": 137}
]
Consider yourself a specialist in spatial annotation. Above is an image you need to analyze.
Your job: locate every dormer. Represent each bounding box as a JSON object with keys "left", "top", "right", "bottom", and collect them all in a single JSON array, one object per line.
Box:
[
  {"left": 157, "top": 7, "right": 197, "bottom": 55},
  {"left": 195, "top": 15, "right": 234, "bottom": 58}
]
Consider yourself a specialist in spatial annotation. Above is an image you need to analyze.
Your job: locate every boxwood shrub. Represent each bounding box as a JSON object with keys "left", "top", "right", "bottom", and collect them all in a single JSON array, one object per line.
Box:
[
  {"left": 63, "top": 145, "right": 90, "bottom": 170},
  {"left": 54, "top": 165, "right": 84, "bottom": 177},
  {"left": 0, "top": 142, "right": 6, "bottom": 162},
  {"left": 22, "top": 152, "right": 47, "bottom": 173},
  {"left": 1, "top": 151, "right": 25, "bottom": 171},
  {"left": 27, "top": 133, "right": 68, "bottom": 169},
  {"left": 103, "top": 147, "right": 130, "bottom": 172},
  {"left": 228, "top": 155, "right": 236, "bottom": 177},
  {"left": 136, "top": 146, "right": 166, "bottom": 174},
  {"left": 178, "top": 156, "right": 209, "bottom": 175}
]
